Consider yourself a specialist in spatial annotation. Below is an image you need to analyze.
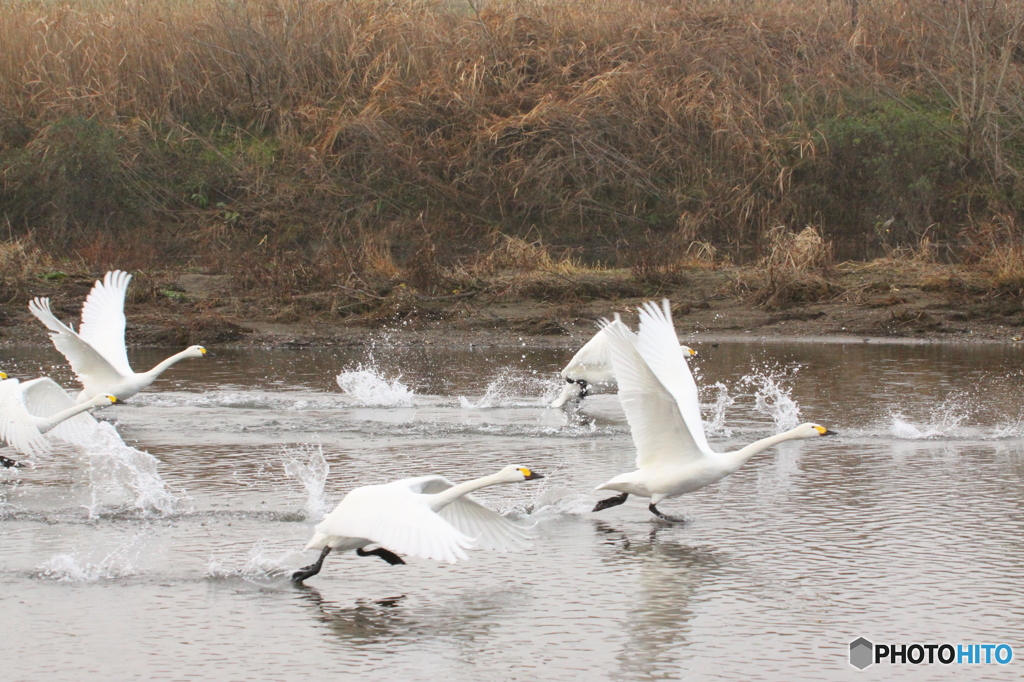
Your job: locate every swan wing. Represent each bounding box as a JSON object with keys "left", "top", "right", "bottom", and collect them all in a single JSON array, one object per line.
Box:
[
  {"left": 78, "top": 270, "right": 133, "bottom": 377},
  {"left": 408, "top": 476, "right": 530, "bottom": 551},
  {"left": 20, "top": 377, "right": 97, "bottom": 442},
  {"left": 634, "top": 299, "right": 711, "bottom": 454},
  {"left": 563, "top": 326, "right": 612, "bottom": 375},
  {"left": 605, "top": 314, "right": 708, "bottom": 468},
  {"left": 0, "top": 379, "right": 49, "bottom": 456},
  {"left": 29, "top": 297, "right": 127, "bottom": 395},
  {"left": 316, "top": 483, "right": 474, "bottom": 564},
  {"left": 562, "top": 320, "right": 637, "bottom": 383}
]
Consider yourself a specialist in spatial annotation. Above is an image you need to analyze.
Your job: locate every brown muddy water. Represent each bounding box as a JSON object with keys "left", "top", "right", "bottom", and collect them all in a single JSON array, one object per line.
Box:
[{"left": 2, "top": 339, "right": 1023, "bottom": 680}]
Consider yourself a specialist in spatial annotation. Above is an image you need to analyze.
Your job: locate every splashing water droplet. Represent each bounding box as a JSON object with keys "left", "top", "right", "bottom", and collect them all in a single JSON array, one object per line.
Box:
[
  {"left": 458, "top": 368, "right": 559, "bottom": 408},
  {"left": 704, "top": 382, "right": 735, "bottom": 436},
  {"left": 742, "top": 366, "right": 802, "bottom": 431},
  {"left": 283, "top": 444, "right": 329, "bottom": 521},
  {"left": 77, "top": 422, "right": 185, "bottom": 517},
  {"left": 35, "top": 531, "right": 150, "bottom": 581},
  {"left": 336, "top": 364, "right": 415, "bottom": 407}
]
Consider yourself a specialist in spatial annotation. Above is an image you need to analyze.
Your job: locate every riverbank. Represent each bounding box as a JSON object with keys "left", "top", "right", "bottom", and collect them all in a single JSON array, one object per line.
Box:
[{"left": 2, "top": 259, "right": 1021, "bottom": 350}]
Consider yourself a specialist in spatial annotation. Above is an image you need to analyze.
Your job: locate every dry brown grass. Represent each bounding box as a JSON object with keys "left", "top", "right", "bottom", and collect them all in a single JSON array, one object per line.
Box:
[
  {"left": 735, "top": 225, "right": 837, "bottom": 309},
  {"left": 964, "top": 214, "right": 1024, "bottom": 294},
  {"left": 1, "top": 0, "right": 1024, "bottom": 299}
]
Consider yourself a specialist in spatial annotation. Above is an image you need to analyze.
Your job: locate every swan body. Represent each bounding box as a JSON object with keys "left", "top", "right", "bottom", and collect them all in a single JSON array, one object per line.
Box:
[
  {"left": 29, "top": 270, "right": 206, "bottom": 402},
  {"left": 293, "top": 465, "right": 543, "bottom": 583},
  {"left": 0, "top": 375, "right": 117, "bottom": 458},
  {"left": 593, "top": 299, "right": 834, "bottom": 521},
  {"left": 551, "top": 320, "right": 696, "bottom": 407}
]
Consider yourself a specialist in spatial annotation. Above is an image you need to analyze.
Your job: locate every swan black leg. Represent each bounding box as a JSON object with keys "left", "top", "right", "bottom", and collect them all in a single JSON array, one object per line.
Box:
[
  {"left": 576, "top": 379, "right": 590, "bottom": 399},
  {"left": 1, "top": 455, "right": 22, "bottom": 468},
  {"left": 292, "top": 546, "right": 331, "bottom": 583},
  {"left": 356, "top": 547, "right": 406, "bottom": 565},
  {"left": 593, "top": 492, "right": 629, "bottom": 512},
  {"left": 649, "top": 503, "right": 687, "bottom": 524}
]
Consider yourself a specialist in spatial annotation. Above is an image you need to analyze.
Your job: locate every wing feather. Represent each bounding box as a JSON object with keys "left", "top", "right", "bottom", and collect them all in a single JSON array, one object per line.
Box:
[
  {"left": 0, "top": 380, "right": 50, "bottom": 456},
  {"left": 407, "top": 475, "right": 530, "bottom": 551},
  {"left": 315, "top": 483, "right": 473, "bottom": 564},
  {"left": 78, "top": 270, "right": 133, "bottom": 376},
  {"left": 560, "top": 320, "right": 636, "bottom": 384},
  {"left": 634, "top": 300, "right": 711, "bottom": 454},
  {"left": 20, "top": 377, "right": 97, "bottom": 442},
  {"left": 605, "top": 312, "right": 709, "bottom": 468},
  {"left": 439, "top": 497, "right": 531, "bottom": 551},
  {"left": 29, "top": 297, "right": 126, "bottom": 396}
]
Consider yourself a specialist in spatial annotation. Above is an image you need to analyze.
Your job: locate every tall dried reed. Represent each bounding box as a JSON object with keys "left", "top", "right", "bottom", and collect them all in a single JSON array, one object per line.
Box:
[{"left": 0, "top": 0, "right": 1022, "bottom": 293}]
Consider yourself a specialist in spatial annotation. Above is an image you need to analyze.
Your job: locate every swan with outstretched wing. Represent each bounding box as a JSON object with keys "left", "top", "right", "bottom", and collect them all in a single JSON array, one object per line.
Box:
[{"left": 29, "top": 270, "right": 205, "bottom": 402}]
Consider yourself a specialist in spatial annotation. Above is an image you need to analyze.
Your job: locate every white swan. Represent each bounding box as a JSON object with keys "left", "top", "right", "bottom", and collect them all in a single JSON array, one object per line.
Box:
[
  {"left": 28, "top": 270, "right": 206, "bottom": 402},
  {"left": 0, "top": 374, "right": 117, "bottom": 460},
  {"left": 593, "top": 299, "right": 835, "bottom": 522},
  {"left": 292, "top": 465, "right": 544, "bottom": 583},
  {"left": 550, "top": 319, "right": 696, "bottom": 407}
]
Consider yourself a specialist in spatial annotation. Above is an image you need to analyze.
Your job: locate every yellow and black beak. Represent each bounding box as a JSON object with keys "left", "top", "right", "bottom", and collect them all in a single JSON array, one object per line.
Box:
[
  {"left": 0, "top": 372, "right": 7, "bottom": 380},
  {"left": 816, "top": 426, "right": 837, "bottom": 436},
  {"left": 519, "top": 468, "right": 544, "bottom": 480}
]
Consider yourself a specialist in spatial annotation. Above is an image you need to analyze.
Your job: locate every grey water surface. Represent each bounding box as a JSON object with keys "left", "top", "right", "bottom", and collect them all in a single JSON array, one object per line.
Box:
[{"left": 1, "top": 340, "right": 1023, "bottom": 681}]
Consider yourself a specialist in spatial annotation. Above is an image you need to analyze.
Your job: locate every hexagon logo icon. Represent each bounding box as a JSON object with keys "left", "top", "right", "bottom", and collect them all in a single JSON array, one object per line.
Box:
[{"left": 850, "top": 637, "right": 874, "bottom": 669}]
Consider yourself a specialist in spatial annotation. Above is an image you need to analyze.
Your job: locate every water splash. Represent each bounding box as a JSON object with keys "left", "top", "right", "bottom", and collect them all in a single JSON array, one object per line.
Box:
[
  {"left": 79, "top": 422, "right": 186, "bottom": 517},
  {"left": 207, "top": 541, "right": 294, "bottom": 581},
  {"left": 133, "top": 391, "right": 348, "bottom": 411},
  {"left": 283, "top": 443, "right": 329, "bottom": 521},
  {"left": 703, "top": 382, "right": 735, "bottom": 437},
  {"left": 889, "top": 400, "right": 971, "bottom": 440},
  {"left": 336, "top": 364, "right": 415, "bottom": 407},
  {"left": 531, "top": 487, "right": 599, "bottom": 516},
  {"left": 34, "top": 532, "right": 149, "bottom": 581},
  {"left": 742, "top": 366, "right": 802, "bottom": 431},
  {"left": 459, "top": 368, "right": 558, "bottom": 408}
]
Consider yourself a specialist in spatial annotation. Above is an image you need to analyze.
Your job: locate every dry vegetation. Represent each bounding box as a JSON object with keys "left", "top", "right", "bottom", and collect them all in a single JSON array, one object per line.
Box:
[{"left": 2, "top": 0, "right": 1024, "bottom": 325}]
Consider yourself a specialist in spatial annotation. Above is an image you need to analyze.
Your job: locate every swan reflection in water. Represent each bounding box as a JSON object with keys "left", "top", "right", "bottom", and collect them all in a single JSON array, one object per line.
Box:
[
  {"left": 297, "top": 588, "right": 412, "bottom": 646},
  {"left": 295, "top": 582, "right": 525, "bottom": 649},
  {"left": 592, "top": 521, "right": 722, "bottom": 680}
]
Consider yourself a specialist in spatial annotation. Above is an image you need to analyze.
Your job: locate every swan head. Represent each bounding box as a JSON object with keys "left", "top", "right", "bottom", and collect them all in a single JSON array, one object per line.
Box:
[
  {"left": 185, "top": 345, "right": 207, "bottom": 358},
  {"left": 680, "top": 345, "right": 697, "bottom": 357},
  {"left": 93, "top": 394, "right": 120, "bottom": 407},
  {"left": 495, "top": 465, "right": 545, "bottom": 483},
  {"left": 793, "top": 422, "right": 837, "bottom": 439}
]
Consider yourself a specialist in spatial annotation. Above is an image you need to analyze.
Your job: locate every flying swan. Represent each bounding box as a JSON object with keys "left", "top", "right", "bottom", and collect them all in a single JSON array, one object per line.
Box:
[
  {"left": 593, "top": 299, "right": 835, "bottom": 522},
  {"left": 551, "top": 320, "right": 696, "bottom": 408},
  {"left": 29, "top": 270, "right": 206, "bottom": 402},
  {"left": 0, "top": 373, "right": 117, "bottom": 466},
  {"left": 292, "top": 465, "right": 544, "bottom": 583}
]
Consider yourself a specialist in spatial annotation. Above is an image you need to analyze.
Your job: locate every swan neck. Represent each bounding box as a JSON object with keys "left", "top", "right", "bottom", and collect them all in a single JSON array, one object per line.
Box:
[
  {"left": 36, "top": 401, "right": 97, "bottom": 434},
  {"left": 143, "top": 349, "right": 192, "bottom": 379},
  {"left": 724, "top": 430, "right": 800, "bottom": 469},
  {"left": 428, "top": 473, "right": 504, "bottom": 511}
]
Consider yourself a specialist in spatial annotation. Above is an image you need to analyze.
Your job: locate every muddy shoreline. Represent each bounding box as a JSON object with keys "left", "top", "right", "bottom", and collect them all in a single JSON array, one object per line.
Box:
[{"left": 2, "top": 263, "right": 1022, "bottom": 350}]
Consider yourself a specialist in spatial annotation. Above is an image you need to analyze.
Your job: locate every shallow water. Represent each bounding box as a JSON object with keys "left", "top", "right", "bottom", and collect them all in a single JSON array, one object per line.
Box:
[{"left": 2, "top": 340, "right": 1023, "bottom": 680}]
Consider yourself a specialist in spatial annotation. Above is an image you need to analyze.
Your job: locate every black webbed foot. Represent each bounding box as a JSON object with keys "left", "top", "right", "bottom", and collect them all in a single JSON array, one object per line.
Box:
[
  {"left": 356, "top": 547, "right": 406, "bottom": 565},
  {"left": 593, "top": 492, "right": 629, "bottom": 512},
  {"left": 1, "top": 455, "right": 23, "bottom": 469},
  {"left": 649, "top": 503, "right": 687, "bottom": 524},
  {"left": 292, "top": 546, "right": 331, "bottom": 584},
  {"left": 576, "top": 379, "right": 590, "bottom": 399}
]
